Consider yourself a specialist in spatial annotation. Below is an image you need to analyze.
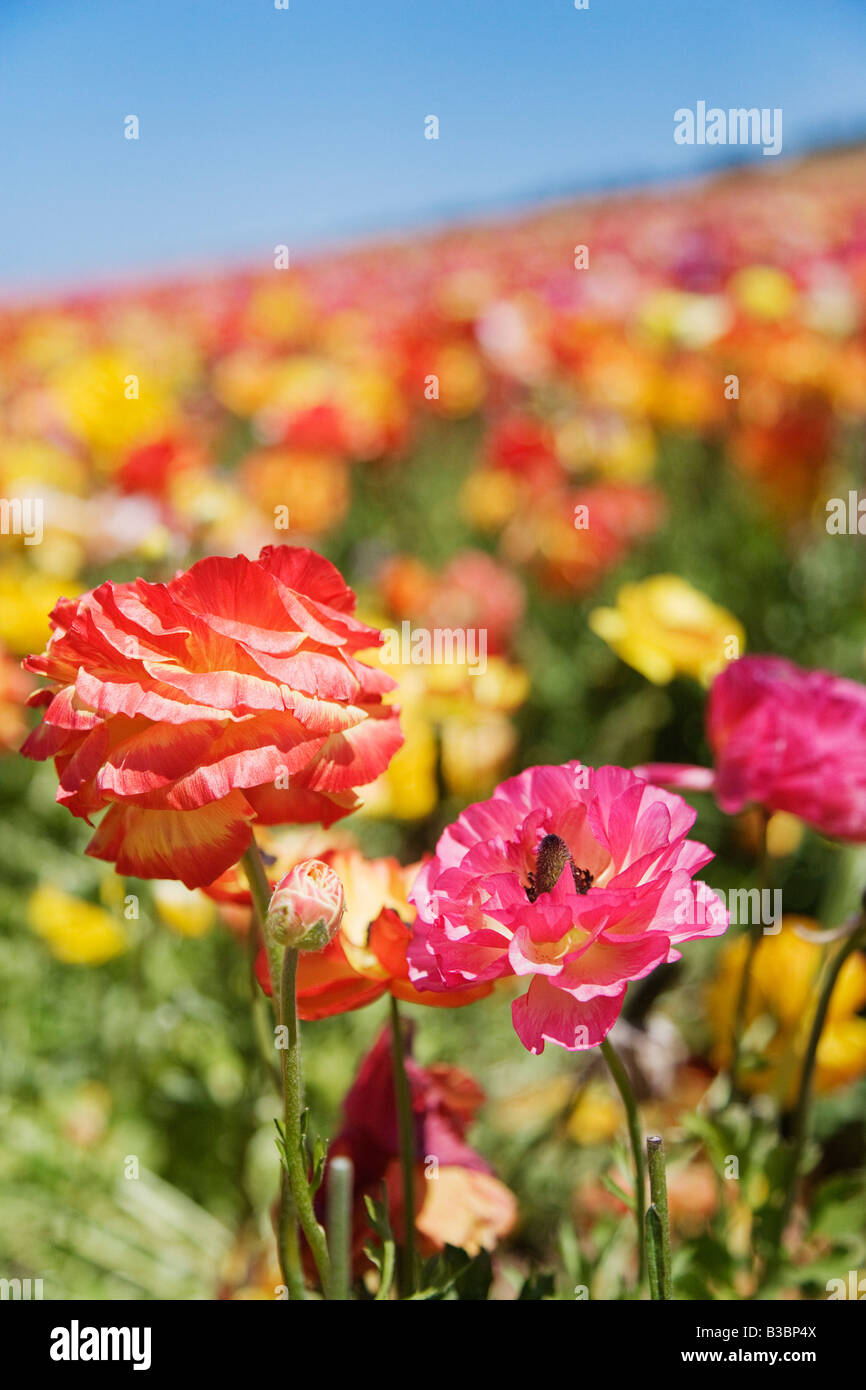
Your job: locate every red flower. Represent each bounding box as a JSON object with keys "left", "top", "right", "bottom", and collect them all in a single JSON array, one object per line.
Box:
[
  {"left": 21, "top": 546, "right": 403, "bottom": 887},
  {"left": 485, "top": 414, "right": 562, "bottom": 488},
  {"left": 119, "top": 436, "right": 197, "bottom": 499},
  {"left": 316, "top": 1026, "right": 517, "bottom": 1276}
]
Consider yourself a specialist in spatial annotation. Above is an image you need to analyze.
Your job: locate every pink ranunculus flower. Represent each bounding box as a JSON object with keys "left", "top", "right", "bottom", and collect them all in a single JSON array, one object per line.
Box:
[
  {"left": 636, "top": 655, "right": 866, "bottom": 843},
  {"left": 407, "top": 761, "right": 727, "bottom": 1054}
]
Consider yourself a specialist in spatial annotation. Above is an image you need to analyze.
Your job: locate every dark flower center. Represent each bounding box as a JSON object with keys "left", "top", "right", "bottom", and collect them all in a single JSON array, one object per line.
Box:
[{"left": 525, "top": 833, "right": 593, "bottom": 901}]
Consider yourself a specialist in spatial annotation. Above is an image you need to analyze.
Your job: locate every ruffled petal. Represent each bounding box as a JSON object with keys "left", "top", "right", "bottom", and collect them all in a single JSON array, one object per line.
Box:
[
  {"left": 85, "top": 791, "right": 256, "bottom": 887},
  {"left": 512, "top": 975, "right": 625, "bottom": 1053}
]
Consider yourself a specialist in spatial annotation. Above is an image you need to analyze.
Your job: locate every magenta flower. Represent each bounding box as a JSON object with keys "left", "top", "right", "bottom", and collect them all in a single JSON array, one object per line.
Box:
[
  {"left": 637, "top": 655, "right": 866, "bottom": 843},
  {"left": 408, "top": 762, "right": 726, "bottom": 1054}
]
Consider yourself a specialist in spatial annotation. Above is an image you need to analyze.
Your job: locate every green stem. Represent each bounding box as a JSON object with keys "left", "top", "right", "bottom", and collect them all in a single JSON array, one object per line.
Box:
[
  {"left": 646, "top": 1135, "right": 672, "bottom": 1300},
  {"left": 245, "top": 905, "right": 281, "bottom": 1091},
  {"left": 601, "top": 1035, "right": 646, "bottom": 1289},
  {"left": 277, "top": 1174, "right": 305, "bottom": 1301},
  {"left": 764, "top": 914, "right": 866, "bottom": 1285},
  {"left": 389, "top": 995, "right": 417, "bottom": 1296},
  {"left": 327, "top": 1155, "right": 354, "bottom": 1301},
  {"left": 729, "top": 926, "right": 760, "bottom": 1098},
  {"left": 729, "top": 810, "right": 770, "bottom": 1099},
  {"left": 279, "top": 944, "right": 332, "bottom": 1298},
  {"left": 241, "top": 843, "right": 282, "bottom": 996},
  {"left": 240, "top": 838, "right": 304, "bottom": 1300},
  {"left": 374, "top": 1239, "right": 396, "bottom": 1301}
]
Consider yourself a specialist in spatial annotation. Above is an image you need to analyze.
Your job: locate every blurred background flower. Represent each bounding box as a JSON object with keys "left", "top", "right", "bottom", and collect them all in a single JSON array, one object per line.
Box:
[{"left": 706, "top": 919, "right": 866, "bottom": 1102}]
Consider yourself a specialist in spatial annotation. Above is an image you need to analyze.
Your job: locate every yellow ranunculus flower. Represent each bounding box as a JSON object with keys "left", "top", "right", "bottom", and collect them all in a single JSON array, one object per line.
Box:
[
  {"left": 440, "top": 710, "right": 518, "bottom": 799},
  {"left": 729, "top": 265, "right": 798, "bottom": 322},
  {"left": 459, "top": 469, "right": 522, "bottom": 531},
  {"left": 169, "top": 470, "right": 243, "bottom": 528},
  {"left": 356, "top": 627, "right": 528, "bottom": 818},
  {"left": 351, "top": 628, "right": 439, "bottom": 820},
  {"left": 151, "top": 880, "right": 216, "bottom": 938},
  {"left": 211, "top": 348, "right": 278, "bottom": 416},
  {"left": 0, "top": 565, "right": 81, "bottom": 655},
  {"left": 566, "top": 1080, "right": 623, "bottom": 1145},
  {"left": 765, "top": 811, "right": 804, "bottom": 859},
  {"left": 589, "top": 574, "right": 745, "bottom": 685},
  {"left": 356, "top": 694, "right": 439, "bottom": 821},
  {"left": 555, "top": 414, "right": 657, "bottom": 483},
  {"left": 243, "top": 281, "right": 312, "bottom": 344},
  {"left": 431, "top": 343, "right": 486, "bottom": 418},
  {"left": 14, "top": 314, "right": 88, "bottom": 372},
  {"left": 706, "top": 919, "right": 866, "bottom": 1102},
  {"left": 50, "top": 351, "right": 178, "bottom": 463},
  {"left": 28, "top": 884, "right": 127, "bottom": 965},
  {"left": 637, "top": 289, "right": 731, "bottom": 349},
  {"left": 0, "top": 438, "right": 87, "bottom": 495}
]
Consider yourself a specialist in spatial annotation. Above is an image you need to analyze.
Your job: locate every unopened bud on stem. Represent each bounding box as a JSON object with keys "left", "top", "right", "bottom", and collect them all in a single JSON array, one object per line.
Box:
[{"left": 265, "top": 858, "right": 345, "bottom": 952}]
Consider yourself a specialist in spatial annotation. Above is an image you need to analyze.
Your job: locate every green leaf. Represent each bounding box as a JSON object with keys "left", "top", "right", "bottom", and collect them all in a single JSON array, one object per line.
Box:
[
  {"left": 600, "top": 1173, "right": 635, "bottom": 1210},
  {"left": 517, "top": 1269, "right": 556, "bottom": 1300},
  {"left": 410, "top": 1246, "right": 494, "bottom": 1301},
  {"left": 363, "top": 1186, "right": 396, "bottom": 1299},
  {"left": 810, "top": 1174, "right": 866, "bottom": 1240}
]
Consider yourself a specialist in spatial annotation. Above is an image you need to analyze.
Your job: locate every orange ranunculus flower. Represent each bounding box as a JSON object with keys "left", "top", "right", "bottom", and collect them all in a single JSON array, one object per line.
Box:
[
  {"left": 240, "top": 447, "right": 351, "bottom": 536},
  {"left": 21, "top": 546, "right": 403, "bottom": 888},
  {"left": 208, "top": 843, "right": 492, "bottom": 1017},
  {"left": 501, "top": 483, "right": 664, "bottom": 595}
]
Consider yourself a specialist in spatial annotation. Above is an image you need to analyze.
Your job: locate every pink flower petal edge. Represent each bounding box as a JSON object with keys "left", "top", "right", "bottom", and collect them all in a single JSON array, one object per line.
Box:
[{"left": 408, "top": 761, "right": 727, "bottom": 1054}]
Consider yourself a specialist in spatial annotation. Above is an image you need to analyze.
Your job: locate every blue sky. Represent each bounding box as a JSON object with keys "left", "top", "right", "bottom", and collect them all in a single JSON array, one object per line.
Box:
[{"left": 2, "top": 0, "right": 866, "bottom": 293}]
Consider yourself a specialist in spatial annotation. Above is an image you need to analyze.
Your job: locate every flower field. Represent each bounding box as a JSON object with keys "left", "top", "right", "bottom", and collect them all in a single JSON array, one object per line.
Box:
[{"left": 3, "top": 143, "right": 866, "bottom": 1302}]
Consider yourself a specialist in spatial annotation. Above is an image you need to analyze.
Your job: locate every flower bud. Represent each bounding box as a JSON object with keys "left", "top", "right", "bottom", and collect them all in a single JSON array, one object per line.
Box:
[{"left": 264, "top": 858, "right": 345, "bottom": 952}]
